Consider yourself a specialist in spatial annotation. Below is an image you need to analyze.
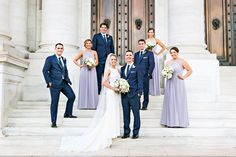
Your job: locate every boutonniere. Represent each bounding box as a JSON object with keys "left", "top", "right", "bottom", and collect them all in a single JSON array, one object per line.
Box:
[
  {"left": 143, "top": 50, "right": 147, "bottom": 55},
  {"left": 62, "top": 57, "right": 66, "bottom": 61},
  {"left": 106, "top": 34, "right": 110, "bottom": 38},
  {"left": 132, "top": 64, "right": 136, "bottom": 68}
]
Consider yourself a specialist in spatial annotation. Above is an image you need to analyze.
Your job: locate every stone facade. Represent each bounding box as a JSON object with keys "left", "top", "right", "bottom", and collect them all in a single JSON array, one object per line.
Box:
[{"left": 0, "top": 0, "right": 219, "bottom": 135}]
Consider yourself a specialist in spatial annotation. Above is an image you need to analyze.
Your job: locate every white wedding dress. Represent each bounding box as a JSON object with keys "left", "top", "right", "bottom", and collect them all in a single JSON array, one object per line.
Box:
[{"left": 60, "top": 67, "right": 121, "bottom": 152}]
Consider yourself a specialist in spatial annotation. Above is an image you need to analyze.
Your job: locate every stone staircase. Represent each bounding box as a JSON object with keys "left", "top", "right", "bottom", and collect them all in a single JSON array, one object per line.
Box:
[{"left": 1, "top": 67, "right": 236, "bottom": 157}]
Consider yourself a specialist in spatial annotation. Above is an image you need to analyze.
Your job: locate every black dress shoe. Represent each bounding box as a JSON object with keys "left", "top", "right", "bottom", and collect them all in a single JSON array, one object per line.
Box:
[
  {"left": 121, "top": 134, "right": 130, "bottom": 139},
  {"left": 51, "top": 123, "right": 57, "bottom": 128},
  {"left": 141, "top": 107, "right": 147, "bottom": 110},
  {"left": 64, "top": 115, "right": 77, "bottom": 118},
  {"left": 132, "top": 134, "right": 139, "bottom": 139}
]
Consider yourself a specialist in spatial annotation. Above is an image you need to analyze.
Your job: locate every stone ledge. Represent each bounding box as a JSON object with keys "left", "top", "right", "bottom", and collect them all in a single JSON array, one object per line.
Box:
[{"left": 0, "top": 51, "right": 29, "bottom": 69}]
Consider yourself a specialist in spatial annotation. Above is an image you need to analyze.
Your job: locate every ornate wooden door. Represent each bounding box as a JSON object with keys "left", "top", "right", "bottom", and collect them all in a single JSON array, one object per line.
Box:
[
  {"left": 205, "top": 0, "right": 236, "bottom": 65},
  {"left": 91, "top": 0, "right": 155, "bottom": 63}
]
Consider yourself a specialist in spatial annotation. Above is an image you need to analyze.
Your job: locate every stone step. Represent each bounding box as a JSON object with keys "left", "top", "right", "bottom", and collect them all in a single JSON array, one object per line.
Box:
[
  {"left": 8, "top": 110, "right": 236, "bottom": 119},
  {"left": 3, "top": 127, "right": 236, "bottom": 137},
  {"left": 14, "top": 102, "right": 236, "bottom": 108},
  {"left": 7, "top": 118, "right": 236, "bottom": 128},
  {"left": 0, "top": 136, "right": 235, "bottom": 148},
  {"left": 1, "top": 136, "right": 236, "bottom": 156},
  {"left": 17, "top": 98, "right": 236, "bottom": 106}
]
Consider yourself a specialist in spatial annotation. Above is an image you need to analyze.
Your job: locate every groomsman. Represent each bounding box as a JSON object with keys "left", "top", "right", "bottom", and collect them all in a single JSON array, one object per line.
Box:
[
  {"left": 121, "top": 50, "right": 143, "bottom": 139},
  {"left": 92, "top": 23, "right": 115, "bottom": 94},
  {"left": 134, "top": 39, "right": 155, "bottom": 110},
  {"left": 42, "top": 43, "right": 77, "bottom": 128}
]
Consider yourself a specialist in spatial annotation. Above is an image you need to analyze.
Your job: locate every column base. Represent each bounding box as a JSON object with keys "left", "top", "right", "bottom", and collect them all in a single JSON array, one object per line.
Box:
[
  {"left": 22, "top": 52, "right": 80, "bottom": 102},
  {"left": 0, "top": 50, "right": 29, "bottom": 136},
  {"left": 0, "top": 129, "right": 4, "bottom": 137},
  {"left": 0, "top": 33, "right": 11, "bottom": 51},
  {"left": 166, "top": 52, "right": 219, "bottom": 102},
  {"left": 37, "top": 43, "right": 79, "bottom": 53}
]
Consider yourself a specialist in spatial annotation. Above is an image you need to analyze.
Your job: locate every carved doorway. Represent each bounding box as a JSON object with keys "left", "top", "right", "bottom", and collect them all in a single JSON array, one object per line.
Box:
[
  {"left": 205, "top": 0, "right": 236, "bottom": 65},
  {"left": 91, "top": 0, "right": 155, "bottom": 63}
]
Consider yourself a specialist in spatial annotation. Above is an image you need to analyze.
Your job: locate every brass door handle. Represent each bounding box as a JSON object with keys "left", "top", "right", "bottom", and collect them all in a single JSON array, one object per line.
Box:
[
  {"left": 212, "top": 18, "right": 220, "bottom": 30},
  {"left": 135, "top": 19, "right": 142, "bottom": 30}
]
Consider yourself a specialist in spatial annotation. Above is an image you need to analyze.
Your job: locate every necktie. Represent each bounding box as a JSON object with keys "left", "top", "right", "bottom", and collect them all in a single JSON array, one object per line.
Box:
[
  {"left": 139, "top": 51, "right": 143, "bottom": 59},
  {"left": 103, "top": 34, "right": 107, "bottom": 42},
  {"left": 58, "top": 57, "right": 64, "bottom": 69},
  {"left": 126, "top": 65, "right": 130, "bottom": 76}
]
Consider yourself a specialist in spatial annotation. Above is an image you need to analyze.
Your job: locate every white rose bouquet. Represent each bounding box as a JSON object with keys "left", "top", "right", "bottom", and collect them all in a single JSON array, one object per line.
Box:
[
  {"left": 114, "top": 78, "right": 130, "bottom": 94},
  {"left": 161, "top": 66, "right": 174, "bottom": 79},
  {"left": 146, "top": 41, "right": 156, "bottom": 51},
  {"left": 84, "top": 58, "right": 95, "bottom": 70}
]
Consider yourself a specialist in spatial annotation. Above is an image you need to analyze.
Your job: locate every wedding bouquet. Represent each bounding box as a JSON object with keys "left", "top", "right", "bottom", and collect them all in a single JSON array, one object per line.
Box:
[
  {"left": 84, "top": 58, "right": 95, "bottom": 70},
  {"left": 161, "top": 66, "right": 174, "bottom": 79},
  {"left": 146, "top": 41, "right": 156, "bottom": 50},
  {"left": 114, "top": 78, "right": 130, "bottom": 94}
]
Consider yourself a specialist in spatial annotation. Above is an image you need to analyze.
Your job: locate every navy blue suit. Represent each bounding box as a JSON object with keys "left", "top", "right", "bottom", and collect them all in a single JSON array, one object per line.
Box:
[
  {"left": 121, "top": 64, "right": 143, "bottom": 136},
  {"left": 42, "top": 54, "right": 75, "bottom": 124},
  {"left": 92, "top": 33, "right": 114, "bottom": 94},
  {"left": 134, "top": 50, "right": 155, "bottom": 108}
]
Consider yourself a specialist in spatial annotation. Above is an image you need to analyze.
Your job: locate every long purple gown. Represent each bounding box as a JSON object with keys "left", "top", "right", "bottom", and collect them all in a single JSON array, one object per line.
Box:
[
  {"left": 160, "top": 59, "right": 189, "bottom": 127},
  {"left": 78, "top": 50, "right": 98, "bottom": 109},
  {"left": 148, "top": 39, "right": 161, "bottom": 96}
]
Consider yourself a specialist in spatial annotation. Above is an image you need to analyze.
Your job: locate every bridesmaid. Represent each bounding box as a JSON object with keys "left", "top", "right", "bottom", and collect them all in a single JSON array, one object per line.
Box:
[
  {"left": 146, "top": 28, "right": 166, "bottom": 96},
  {"left": 73, "top": 39, "right": 99, "bottom": 109},
  {"left": 160, "top": 47, "right": 192, "bottom": 128}
]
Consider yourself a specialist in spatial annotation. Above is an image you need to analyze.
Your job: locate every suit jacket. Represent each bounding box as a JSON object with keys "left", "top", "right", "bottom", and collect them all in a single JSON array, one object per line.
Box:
[
  {"left": 42, "top": 54, "right": 72, "bottom": 87},
  {"left": 134, "top": 50, "right": 155, "bottom": 77},
  {"left": 92, "top": 33, "right": 115, "bottom": 64},
  {"left": 121, "top": 64, "right": 143, "bottom": 98}
]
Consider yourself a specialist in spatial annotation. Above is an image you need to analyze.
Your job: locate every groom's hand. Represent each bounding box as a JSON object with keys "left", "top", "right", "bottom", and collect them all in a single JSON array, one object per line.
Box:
[
  {"left": 47, "top": 82, "right": 52, "bottom": 88},
  {"left": 148, "top": 74, "right": 153, "bottom": 79}
]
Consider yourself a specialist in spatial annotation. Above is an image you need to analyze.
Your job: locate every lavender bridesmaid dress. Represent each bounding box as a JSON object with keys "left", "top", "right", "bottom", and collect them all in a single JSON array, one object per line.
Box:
[
  {"left": 78, "top": 50, "right": 98, "bottom": 109},
  {"left": 148, "top": 38, "right": 161, "bottom": 96},
  {"left": 160, "top": 60, "right": 189, "bottom": 127}
]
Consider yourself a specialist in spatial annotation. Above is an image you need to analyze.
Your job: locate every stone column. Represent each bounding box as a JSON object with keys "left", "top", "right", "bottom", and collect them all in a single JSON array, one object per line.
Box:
[
  {"left": 23, "top": 0, "right": 80, "bottom": 101},
  {"left": 77, "top": 0, "right": 91, "bottom": 48},
  {"left": 0, "top": 0, "right": 9, "bottom": 137},
  {"left": 167, "top": 0, "right": 219, "bottom": 102},
  {"left": 155, "top": 0, "right": 169, "bottom": 93},
  {"left": 38, "top": 0, "right": 78, "bottom": 53},
  {"left": 0, "top": 0, "right": 11, "bottom": 51},
  {"left": 168, "top": 0, "right": 207, "bottom": 53},
  {"left": 9, "top": 0, "right": 28, "bottom": 54}
]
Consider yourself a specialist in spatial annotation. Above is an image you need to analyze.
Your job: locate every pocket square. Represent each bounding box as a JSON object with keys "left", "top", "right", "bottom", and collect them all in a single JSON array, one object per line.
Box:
[
  {"left": 143, "top": 57, "right": 148, "bottom": 59},
  {"left": 131, "top": 71, "right": 136, "bottom": 73}
]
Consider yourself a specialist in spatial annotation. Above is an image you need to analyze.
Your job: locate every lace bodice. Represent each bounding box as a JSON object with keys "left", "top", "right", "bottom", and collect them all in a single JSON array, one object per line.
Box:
[{"left": 109, "top": 68, "right": 120, "bottom": 86}]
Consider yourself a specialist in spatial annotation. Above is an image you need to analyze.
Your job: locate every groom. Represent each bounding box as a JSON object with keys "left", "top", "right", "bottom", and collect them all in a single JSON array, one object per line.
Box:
[
  {"left": 42, "top": 43, "right": 77, "bottom": 128},
  {"left": 92, "top": 22, "right": 115, "bottom": 94},
  {"left": 121, "top": 50, "right": 143, "bottom": 139}
]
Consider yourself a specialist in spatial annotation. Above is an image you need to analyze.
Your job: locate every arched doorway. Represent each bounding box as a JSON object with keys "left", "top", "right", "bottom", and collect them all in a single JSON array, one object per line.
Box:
[{"left": 91, "top": 0, "right": 155, "bottom": 63}]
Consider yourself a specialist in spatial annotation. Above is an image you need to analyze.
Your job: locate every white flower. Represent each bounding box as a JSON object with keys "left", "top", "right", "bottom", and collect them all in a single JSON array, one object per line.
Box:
[
  {"left": 146, "top": 41, "right": 156, "bottom": 50},
  {"left": 114, "top": 78, "right": 130, "bottom": 93},
  {"left": 162, "top": 66, "right": 174, "bottom": 79},
  {"left": 84, "top": 57, "right": 95, "bottom": 70}
]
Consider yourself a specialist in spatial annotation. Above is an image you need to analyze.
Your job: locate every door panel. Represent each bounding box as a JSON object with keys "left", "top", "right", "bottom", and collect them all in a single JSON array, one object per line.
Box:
[
  {"left": 91, "top": 0, "right": 155, "bottom": 63},
  {"left": 205, "top": 0, "right": 236, "bottom": 65}
]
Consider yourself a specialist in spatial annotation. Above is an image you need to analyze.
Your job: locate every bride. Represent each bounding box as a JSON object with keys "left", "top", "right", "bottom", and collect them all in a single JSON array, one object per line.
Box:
[{"left": 60, "top": 54, "right": 121, "bottom": 152}]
